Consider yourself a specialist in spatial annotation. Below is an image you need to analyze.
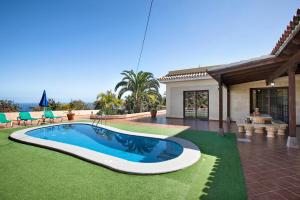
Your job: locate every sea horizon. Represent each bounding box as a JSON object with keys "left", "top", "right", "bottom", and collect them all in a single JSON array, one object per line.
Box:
[{"left": 15, "top": 102, "right": 94, "bottom": 112}]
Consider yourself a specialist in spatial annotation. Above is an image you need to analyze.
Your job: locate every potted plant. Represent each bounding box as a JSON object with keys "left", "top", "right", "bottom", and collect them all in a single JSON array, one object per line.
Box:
[
  {"left": 66, "top": 104, "right": 75, "bottom": 120},
  {"left": 150, "top": 108, "right": 157, "bottom": 118},
  {"left": 148, "top": 94, "right": 160, "bottom": 118}
]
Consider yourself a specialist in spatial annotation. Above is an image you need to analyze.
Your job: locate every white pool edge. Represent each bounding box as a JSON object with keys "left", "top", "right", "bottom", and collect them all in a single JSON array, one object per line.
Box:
[{"left": 9, "top": 122, "right": 201, "bottom": 174}]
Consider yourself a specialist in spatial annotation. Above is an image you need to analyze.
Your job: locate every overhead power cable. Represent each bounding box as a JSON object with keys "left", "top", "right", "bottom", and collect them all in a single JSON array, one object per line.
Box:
[{"left": 136, "top": 0, "right": 154, "bottom": 72}]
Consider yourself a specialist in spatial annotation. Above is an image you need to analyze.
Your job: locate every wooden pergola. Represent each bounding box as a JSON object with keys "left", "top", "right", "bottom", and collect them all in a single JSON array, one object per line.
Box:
[{"left": 208, "top": 9, "right": 300, "bottom": 148}]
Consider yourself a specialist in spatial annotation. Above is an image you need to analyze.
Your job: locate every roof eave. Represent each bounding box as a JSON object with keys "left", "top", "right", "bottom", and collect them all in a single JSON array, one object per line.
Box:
[
  {"left": 158, "top": 76, "right": 212, "bottom": 83},
  {"left": 273, "top": 21, "right": 300, "bottom": 56}
]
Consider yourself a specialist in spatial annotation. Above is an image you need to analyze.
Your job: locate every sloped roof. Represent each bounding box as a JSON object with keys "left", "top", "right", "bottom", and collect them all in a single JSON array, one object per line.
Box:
[
  {"left": 208, "top": 55, "right": 276, "bottom": 72},
  {"left": 158, "top": 66, "right": 217, "bottom": 82},
  {"left": 271, "top": 8, "right": 300, "bottom": 55}
]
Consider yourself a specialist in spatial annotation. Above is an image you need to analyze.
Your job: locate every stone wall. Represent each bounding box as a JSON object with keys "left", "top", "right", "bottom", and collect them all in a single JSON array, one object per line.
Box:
[
  {"left": 3, "top": 110, "right": 167, "bottom": 121},
  {"left": 3, "top": 110, "right": 99, "bottom": 121},
  {"left": 165, "top": 78, "right": 227, "bottom": 120},
  {"left": 230, "top": 75, "right": 300, "bottom": 124},
  {"left": 91, "top": 110, "right": 166, "bottom": 119}
]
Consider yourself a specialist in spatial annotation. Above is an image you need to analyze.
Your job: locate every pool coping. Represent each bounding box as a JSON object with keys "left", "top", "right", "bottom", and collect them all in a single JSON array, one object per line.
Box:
[{"left": 9, "top": 122, "right": 201, "bottom": 174}]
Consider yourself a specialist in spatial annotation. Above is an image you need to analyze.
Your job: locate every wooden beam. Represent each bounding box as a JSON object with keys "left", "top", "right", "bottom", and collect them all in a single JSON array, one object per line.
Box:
[
  {"left": 216, "top": 69, "right": 281, "bottom": 85},
  {"left": 224, "top": 74, "right": 275, "bottom": 85},
  {"left": 227, "top": 87, "right": 231, "bottom": 123},
  {"left": 223, "top": 65, "right": 281, "bottom": 79},
  {"left": 288, "top": 65, "right": 296, "bottom": 138},
  {"left": 209, "top": 56, "right": 288, "bottom": 76},
  {"left": 287, "top": 64, "right": 299, "bottom": 148},
  {"left": 292, "top": 38, "right": 300, "bottom": 45},
  {"left": 267, "top": 51, "right": 300, "bottom": 85},
  {"left": 266, "top": 65, "right": 288, "bottom": 85},
  {"left": 218, "top": 75, "right": 224, "bottom": 136},
  {"left": 281, "top": 48, "right": 294, "bottom": 56}
]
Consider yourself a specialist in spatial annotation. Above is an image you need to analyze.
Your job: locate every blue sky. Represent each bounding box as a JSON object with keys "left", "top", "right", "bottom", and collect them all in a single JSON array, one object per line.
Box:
[{"left": 0, "top": 0, "right": 299, "bottom": 102}]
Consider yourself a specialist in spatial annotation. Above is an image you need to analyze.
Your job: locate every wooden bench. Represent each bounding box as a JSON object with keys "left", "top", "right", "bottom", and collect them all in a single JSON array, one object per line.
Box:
[
  {"left": 236, "top": 120, "right": 288, "bottom": 138},
  {"left": 265, "top": 125, "right": 276, "bottom": 138},
  {"left": 236, "top": 122, "right": 254, "bottom": 136},
  {"left": 272, "top": 120, "right": 288, "bottom": 136}
]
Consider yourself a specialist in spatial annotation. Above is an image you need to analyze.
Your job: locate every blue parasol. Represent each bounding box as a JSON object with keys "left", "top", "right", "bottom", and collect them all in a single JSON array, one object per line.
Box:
[{"left": 39, "top": 90, "right": 48, "bottom": 110}]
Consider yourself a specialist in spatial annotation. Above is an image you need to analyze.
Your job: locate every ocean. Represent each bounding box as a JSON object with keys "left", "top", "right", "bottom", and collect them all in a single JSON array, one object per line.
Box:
[
  {"left": 17, "top": 103, "right": 39, "bottom": 112},
  {"left": 17, "top": 102, "right": 95, "bottom": 112}
]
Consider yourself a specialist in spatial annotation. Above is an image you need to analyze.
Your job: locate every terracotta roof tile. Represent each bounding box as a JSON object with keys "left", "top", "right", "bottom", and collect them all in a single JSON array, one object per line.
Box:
[
  {"left": 158, "top": 71, "right": 209, "bottom": 81},
  {"left": 271, "top": 8, "right": 300, "bottom": 55}
]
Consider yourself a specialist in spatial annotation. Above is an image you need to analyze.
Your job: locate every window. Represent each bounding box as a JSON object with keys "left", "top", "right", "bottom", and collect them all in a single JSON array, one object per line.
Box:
[
  {"left": 250, "top": 88, "right": 288, "bottom": 123},
  {"left": 184, "top": 90, "right": 209, "bottom": 120}
]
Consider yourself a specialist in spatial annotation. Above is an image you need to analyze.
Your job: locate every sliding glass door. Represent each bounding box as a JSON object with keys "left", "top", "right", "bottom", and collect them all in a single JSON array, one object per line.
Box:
[
  {"left": 250, "top": 87, "right": 288, "bottom": 123},
  {"left": 184, "top": 91, "right": 196, "bottom": 118},
  {"left": 184, "top": 90, "right": 209, "bottom": 120}
]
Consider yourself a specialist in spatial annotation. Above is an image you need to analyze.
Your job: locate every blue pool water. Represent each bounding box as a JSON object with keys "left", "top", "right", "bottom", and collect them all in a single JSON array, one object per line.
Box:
[{"left": 25, "top": 124, "right": 183, "bottom": 163}]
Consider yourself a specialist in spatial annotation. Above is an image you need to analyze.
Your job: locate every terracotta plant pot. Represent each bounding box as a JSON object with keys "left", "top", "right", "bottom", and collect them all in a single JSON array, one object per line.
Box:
[
  {"left": 67, "top": 113, "right": 75, "bottom": 121},
  {"left": 151, "top": 110, "right": 157, "bottom": 118}
]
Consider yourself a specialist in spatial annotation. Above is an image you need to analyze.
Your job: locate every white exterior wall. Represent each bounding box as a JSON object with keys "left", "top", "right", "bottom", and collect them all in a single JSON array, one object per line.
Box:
[
  {"left": 165, "top": 78, "right": 227, "bottom": 120},
  {"left": 163, "top": 74, "right": 300, "bottom": 124},
  {"left": 230, "top": 75, "right": 300, "bottom": 124}
]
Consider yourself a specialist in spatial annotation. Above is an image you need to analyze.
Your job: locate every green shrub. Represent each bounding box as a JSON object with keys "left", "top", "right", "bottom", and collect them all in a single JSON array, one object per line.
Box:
[{"left": 0, "top": 100, "right": 20, "bottom": 112}]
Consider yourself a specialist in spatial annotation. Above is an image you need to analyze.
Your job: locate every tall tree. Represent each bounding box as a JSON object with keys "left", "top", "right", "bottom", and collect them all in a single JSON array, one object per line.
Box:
[
  {"left": 69, "top": 100, "right": 90, "bottom": 110},
  {"left": 115, "top": 70, "right": 160, "bottom": 113},
  {"left": 0, "top": 100, "right": 20, "bottom": 112},
  {"left": 95, "top": 91, "right": 123, "bottom": 114}
]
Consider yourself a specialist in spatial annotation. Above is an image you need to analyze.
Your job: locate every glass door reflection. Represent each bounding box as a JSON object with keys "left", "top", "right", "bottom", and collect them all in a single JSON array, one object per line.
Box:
[{"left": 184, "top": 90, "right": 209, "bottom": 120}]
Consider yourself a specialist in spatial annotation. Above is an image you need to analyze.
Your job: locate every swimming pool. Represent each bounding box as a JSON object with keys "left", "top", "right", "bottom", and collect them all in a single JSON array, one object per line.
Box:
[
  {"left": 26, "top": 124, "right": 183, "bottom": 163},
  {"left": 10, "top": 123, "right": 200, "bottom": 174}
]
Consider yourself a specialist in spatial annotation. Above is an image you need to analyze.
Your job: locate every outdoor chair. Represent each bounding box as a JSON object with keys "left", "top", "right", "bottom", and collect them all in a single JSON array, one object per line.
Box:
[
  {"left": 0, "top": 113, "right": 13, "bottom": 127},
  {"left": 44, "top": 110, "right": 63, "bottom": 123},
  {"left": 18, "top": 112, "right": 40, "bottom": 126}
]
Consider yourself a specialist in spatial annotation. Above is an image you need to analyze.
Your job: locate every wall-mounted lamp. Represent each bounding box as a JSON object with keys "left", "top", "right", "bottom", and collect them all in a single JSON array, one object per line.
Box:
[{"left": 270, "top": 82, "right": 275, "bottom": 87}]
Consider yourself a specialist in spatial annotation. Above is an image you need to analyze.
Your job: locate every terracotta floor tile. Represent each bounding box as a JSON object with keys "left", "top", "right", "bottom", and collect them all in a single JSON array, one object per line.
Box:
[
  {"left": 253, "top": 192, "right": 287, "bottom": 200},
  {"left": 280, "top": 169, "right": 299, "bottom": 177},
  {"left": 278, "top": 177, "right": 300, "bottom": 187},
  {"left": 285, "top": 186, "right": 300, "bottom": 196},
  {"left": 259, "top": 180, "right": 284, "bottom": 191},
  {"left": 117, "top": 116, "right": 300, "bottom": 200},
  {"left": 273, "top": 189, "right": 300, "bottom": 200},
  {"left": 247, "top": 182, "right": 272, "bottom": 195},
  {"left": 291, "top": 174, "right": 300, "bottom": 180}
]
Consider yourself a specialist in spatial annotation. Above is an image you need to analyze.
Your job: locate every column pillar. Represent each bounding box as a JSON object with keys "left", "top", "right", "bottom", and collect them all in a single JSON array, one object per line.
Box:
[
  {"left": 287, "top": 64, "right": 299, "bottom": 148},
  {"left": 226, "top": 86, "right": 231, "bottom": 123},
  {"left": 218, "top": 75, "right": 224, "bottom": 136}
]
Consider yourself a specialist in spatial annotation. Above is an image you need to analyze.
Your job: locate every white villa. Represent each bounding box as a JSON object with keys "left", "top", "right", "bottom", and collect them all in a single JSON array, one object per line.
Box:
[
  {"left": 159, "top": 59, "right": 300, "bottom": 124},
  {"left": 159, "top": 9, "right": 300, "bottom": 148}
]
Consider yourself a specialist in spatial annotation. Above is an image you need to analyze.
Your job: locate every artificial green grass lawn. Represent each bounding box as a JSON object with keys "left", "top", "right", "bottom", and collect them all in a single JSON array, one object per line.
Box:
[{"left": 0, "top": 122, "right": 247, "bottom": 200}]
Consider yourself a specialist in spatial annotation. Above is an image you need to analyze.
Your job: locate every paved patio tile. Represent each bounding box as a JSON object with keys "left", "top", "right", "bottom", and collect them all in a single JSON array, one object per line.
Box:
[
  {"left": 122, "top": 115, "right": 300, "bottom": 200},
  {"left": 247, "top": 182, "right": 272, "bottom": 196},
  {"left": 259, "top": 179, "right": 284, "bottom": 191},
  {"left": 251, "top": 192, "right": 287, "bottom": 200},
  {"left": 273, "top": 189, "right": 300, "bottom": 200},
  {"left": 285, "top": 186, "right": 300, "bottom": 196}
]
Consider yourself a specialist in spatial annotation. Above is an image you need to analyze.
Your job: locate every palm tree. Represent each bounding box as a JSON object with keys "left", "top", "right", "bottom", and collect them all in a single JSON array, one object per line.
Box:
[
  {"left": 94, "top": 90, "right": 123, "bottom": 114},
  {"left": 115, "top": 134, "right": 158, "bottom": 155},
  {"left": 115, "top": 70, "right": 160, "bottom": 113},
  {"left": 124, "top": 95, "right": 135, "bottom": 114}
]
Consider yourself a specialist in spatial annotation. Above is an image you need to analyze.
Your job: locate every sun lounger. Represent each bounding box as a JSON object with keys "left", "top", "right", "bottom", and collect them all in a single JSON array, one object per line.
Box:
[
  {"left": 0, "top": 113, "right": 13, "bottom": 127},
  {"left": 18, "top": 112, "right": 40, "bottom": 126},
  {"left": 44, "top": 110, "right": 63, "bottom": 123}
]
